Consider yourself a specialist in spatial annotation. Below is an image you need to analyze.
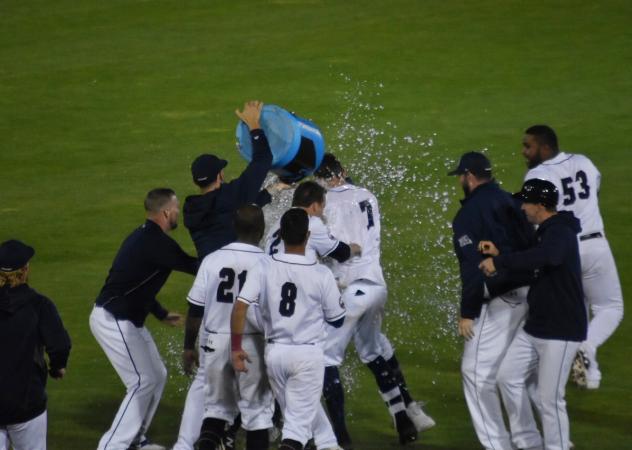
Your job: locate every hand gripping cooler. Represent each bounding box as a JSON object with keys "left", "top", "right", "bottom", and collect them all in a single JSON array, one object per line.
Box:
[{"left": 236, "top": 105, "right": 325, "bottom": 183}]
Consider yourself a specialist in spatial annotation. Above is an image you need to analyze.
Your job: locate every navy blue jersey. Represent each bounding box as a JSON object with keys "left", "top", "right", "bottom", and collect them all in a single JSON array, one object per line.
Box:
[
  {"left": 452, "top": 182, "right": 535, "bottom": 319},
  {"left": 95, "top": 220, "right": 198, "bottom": 326},
  {"left": 495, "top": 211, "right": 587, "bottom": 341},
  {"left": 184, "top": 129, "right": 273, "bottom": 259}
]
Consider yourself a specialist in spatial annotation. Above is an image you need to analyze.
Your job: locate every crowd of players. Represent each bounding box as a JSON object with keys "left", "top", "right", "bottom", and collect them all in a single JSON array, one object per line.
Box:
[{"left": 0, "top": 102, "right": 623, "bottom": 450}]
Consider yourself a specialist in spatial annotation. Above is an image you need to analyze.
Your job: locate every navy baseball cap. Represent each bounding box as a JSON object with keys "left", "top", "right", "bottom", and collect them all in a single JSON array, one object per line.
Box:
[
  {"left": 191, "top": 154, "right": 227, "bottom": 187},
  {"left": 448, "top": 152, "right": 492, "bottom": 177},
  {"left": 513, "top": 178, "right": 559, "bottom": 208},
  {"left": 0, "top": 240, "right": 35, "bottom": 272}
]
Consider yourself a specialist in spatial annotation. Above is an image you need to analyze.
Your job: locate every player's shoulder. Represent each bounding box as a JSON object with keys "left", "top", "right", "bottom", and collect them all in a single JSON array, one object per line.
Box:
[{"left": 308, "top": 215, "right": 327, "bottom": 230}]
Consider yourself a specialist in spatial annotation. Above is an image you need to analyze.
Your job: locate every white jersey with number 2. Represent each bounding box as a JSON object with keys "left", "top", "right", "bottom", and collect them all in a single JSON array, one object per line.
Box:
[{"left": 265, "top": 213, "right": 340, "bottom": 260}]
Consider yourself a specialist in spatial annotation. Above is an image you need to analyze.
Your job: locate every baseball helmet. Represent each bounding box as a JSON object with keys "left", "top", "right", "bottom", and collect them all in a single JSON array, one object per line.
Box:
[{"left": 513, "top": 178, "right": 559, "bottom": 208}]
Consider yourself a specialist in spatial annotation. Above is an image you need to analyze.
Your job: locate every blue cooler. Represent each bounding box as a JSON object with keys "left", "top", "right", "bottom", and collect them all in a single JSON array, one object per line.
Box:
[{"left": 236, "top": 105, "right": 325, "bottom": 182}]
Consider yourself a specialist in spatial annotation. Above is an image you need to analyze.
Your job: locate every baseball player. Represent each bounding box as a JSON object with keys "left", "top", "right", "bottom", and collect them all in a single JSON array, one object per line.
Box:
[
  {"left": 480, "top": 178, "right": 587, "bottom": 450},
  {"left": 175, "top": 101, "right": 287, "bottom": 450},
  {"left": 521, "top": 125, "right": 623, "bottom": 389},
  {"left": 90, "top": 188, "right": 198, "bottom": 450},
  {"left": 449, "top": 152, "right": 542, "bottom": 450},
  {"left": 314, "top": 154, "right": 433, "bottom": 448},
  {"left": 0, "top": 240, "right": 71, "bottom": 450},
  {"left": 232, "top": 208, "right": 346, "bottom": 450},
  {"left": 182, "top": 205, "right": 274, "bottom": 450}
]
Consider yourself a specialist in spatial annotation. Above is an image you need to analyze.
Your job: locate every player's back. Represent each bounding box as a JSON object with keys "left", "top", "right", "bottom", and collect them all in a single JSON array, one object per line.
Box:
[
  {"left": 246, "top": 253, "right": 344, "bottom": 346},
  {"left": 324, "top": 184, "right": 385, "bottom": 286},
  {"left": 265, "top": 213, "right": 339, "bottom": 260},
  {"left": 188, "top": 242, "right": 265, "bottom": 334},
  {"left": 526, "top": 152, "right": 603, "bottom": 234}
]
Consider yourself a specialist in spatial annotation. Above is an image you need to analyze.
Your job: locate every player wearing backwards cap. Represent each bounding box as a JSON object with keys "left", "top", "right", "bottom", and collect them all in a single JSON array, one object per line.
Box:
[
  {"left": 520, "top": 125, "right": 623, "bottom": 390},
  {"left": 313, "top": 154, "right": 433, "bottom": 448},
  {"left": 184, "top": 204, "right": 273, "bottom": 450},
  {"left": 480, "top": 178, "right": 587, "bottom": 450},
  {"left": 232, "top": 208, "right": 346, "bottom": 450},
  {"left": 90, "top": 188, "right": 198, "bottom": 450},
  {"left": 176, "top": 101, "right": 288, "bottom": 450},
  {"left": 449, "top": 152, "right": 542, "bottom": 450},
  {"left": 0, "top": 240, "right": 71, "bottom": 450}
]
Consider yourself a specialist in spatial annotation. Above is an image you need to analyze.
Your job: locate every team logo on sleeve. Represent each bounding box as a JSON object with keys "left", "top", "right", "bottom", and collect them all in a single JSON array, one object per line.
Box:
[{"left": 458, "top": 235, "right": 473, "bottom": 247}]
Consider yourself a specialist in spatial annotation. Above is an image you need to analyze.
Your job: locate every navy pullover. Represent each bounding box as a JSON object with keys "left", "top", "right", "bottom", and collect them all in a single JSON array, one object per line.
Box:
[
  {"left": 95, "top": 220, "right": 198, "bottom": 326},
  {"left": 452, "top": 182, "right": 535, "bottom": 319},
  {"left": 184, "top": 129, "right": 273, "bottom": 259},
  {"left": 494, "top": 211, "right": 587, "bottom": 342}
]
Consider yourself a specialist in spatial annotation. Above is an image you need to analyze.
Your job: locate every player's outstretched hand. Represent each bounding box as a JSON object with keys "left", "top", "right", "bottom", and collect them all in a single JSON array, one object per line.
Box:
[
  {"left": 49, "top": 367, "right": 66, "bottom": 379},
  {"left": 235, "top": 100, "right": 263, "bottom": 131},
  {"left": 458, "top": 318, "right": 475, "bottom": 340},
  {"left": 478, "top": 257, "right": 497, "bottom": 277},
  {"left": 232, "top": 349, "right": 251, "bottom": 373},
  {"left": 182, "top": 349, "right": 199, "bottom": 376},
  {"left": 350, "top": 243, "right": 362, "bottom": 257},
  {"left": 162, "top": 312, "right": 184, "bottom": 327},
  {"left": 478, "top": 240, "right": 499, "bottom": 256}
]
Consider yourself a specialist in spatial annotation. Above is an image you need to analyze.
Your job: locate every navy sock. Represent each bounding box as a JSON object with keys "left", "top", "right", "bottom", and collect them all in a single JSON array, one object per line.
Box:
[{"left": 323, "top": 366, "right": 352, "bottom": 444}]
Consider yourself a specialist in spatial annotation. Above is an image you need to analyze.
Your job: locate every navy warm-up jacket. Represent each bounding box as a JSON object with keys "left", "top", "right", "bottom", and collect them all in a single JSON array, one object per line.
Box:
[
  {"left": 452, "top": 182, "right": 535, "bottom": 319},
  {"left": 0, "top": 285, "right": 71, "bottom": 425},
  {"left": 494, "top": 211, "right": 587, "bottom": 342},
  {"left": 183, "top": 129, "right": 273, "bottom": 259}
]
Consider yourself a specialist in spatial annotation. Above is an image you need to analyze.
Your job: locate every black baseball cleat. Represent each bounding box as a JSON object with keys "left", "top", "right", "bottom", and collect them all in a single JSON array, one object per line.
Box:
[{"left": 394, "top": 410, "right": 418, "bottom": 445}]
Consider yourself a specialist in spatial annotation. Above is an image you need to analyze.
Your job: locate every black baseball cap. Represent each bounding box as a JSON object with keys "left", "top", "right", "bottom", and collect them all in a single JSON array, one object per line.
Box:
[
  {"left": 191, "top": 154, "right": 228, "bottom": 187},
  {"left": 513, "top": 178, "right": 559, "bottom": 208},
  {"left": 0, "top": 240, "right": 35, "bottom": 272},
  {"left": 448, "top": 152, "right": 492, "bottom": 177}
]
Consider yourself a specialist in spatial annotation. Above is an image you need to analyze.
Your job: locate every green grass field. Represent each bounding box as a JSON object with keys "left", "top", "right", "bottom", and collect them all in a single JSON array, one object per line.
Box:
[{"left": 1, "top": 0, "right": 631, "bottom": 448}]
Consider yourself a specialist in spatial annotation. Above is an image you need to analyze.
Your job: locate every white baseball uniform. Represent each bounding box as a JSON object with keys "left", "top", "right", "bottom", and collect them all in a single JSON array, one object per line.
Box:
[
  {"left": 0, "top": 411, "right": 47, "bottom": 450},
  {"left": 186, "top": 242, "right": 274, "bottom": 431},
  {"left": 526, "top": 152, "right": 623, "bottom": 385},
  {"left": 265, "top": 213, "right": 339, "bottom": 260},
  {"left": 237, "top": 252, "right": 345, "bottom": 447}
]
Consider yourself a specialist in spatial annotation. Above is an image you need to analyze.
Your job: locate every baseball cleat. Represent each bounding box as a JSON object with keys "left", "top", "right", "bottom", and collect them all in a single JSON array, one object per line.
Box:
[
  {"left": 570, "top": 350, "right": 590, "bottom": 387},
  {"left": 406, "top": 401, "right": 436, "bottom": 432},
  {"left": 132, "top": 440, "right": 166, "bottom": 450},
  {"left": 394, "top": 411, "right": 418, "bottom": 445}
]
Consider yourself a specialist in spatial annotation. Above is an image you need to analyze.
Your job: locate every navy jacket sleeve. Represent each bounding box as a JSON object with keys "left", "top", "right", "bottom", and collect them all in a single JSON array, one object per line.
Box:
[
  {"left": 494, "top": 226, "right": 569, "bottom": 272},
  {"left": 38, "top": 297, "right": 71, "bottom": 374},
  {"left": 224, "top": 129, "right": 273, "bottom": 205},
  {"left": 453, "top": 213, "right": 485, "bottom": 319},
  {"left": 148, "top": 234, "right": 199, "bottom": 275}
]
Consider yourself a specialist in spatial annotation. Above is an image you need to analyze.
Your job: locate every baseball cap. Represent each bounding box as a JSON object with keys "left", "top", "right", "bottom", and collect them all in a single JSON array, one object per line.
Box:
[
  {"left": 448, "top": 152, "right": 492, "bottom": 177},
  {"left": 513, "top": 178, "right": 559, "bottom": 208},
  {"left": 191, "top": 154, "right": 228, "bottom": 186},
  {"left": 0, "top": 239, "right": 35, "bottom": 272}
]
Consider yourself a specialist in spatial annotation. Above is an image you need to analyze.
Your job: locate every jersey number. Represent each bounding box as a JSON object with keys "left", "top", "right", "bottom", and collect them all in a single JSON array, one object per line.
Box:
[
  {"left": 561, "top": 170, "right": 590, "bottom": 206},
  {"left": 217, "top": 268, "right": 247, "bottom": 303},
  {"left": 269, "top": 229, "right": 281, "bottom": 255},
  {"left": 359, "top": 200, "right": 375, "bottom": 229},
  {"left": 278, "top": 282, "right": 297, "bottom": 317}
]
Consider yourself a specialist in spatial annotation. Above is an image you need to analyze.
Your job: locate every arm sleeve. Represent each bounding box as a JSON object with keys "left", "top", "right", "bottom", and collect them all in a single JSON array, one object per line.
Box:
[
  {"left": 150, "top": 299, "right": 169, "bottom": 320},
  {"left": 187, "top": 259, "right": 209, "bottom": 307},
  {"left": 495, "top": 226, "right": 569, "bottom": 271},
  {"left": 38, "top": 297, "right": 72, "bottom": 373},
  {"left": 321, "top": 269, "right": 346, "bottom": 323},
  {"left": 309, "top": 218, "right": 340, "bottom": 258},
  {"left": 150, "top": 234, "right": 199, "bottom": 275},
  {"left": 237, "top": 262, "right": 263, "bottom": 306},
  {"left": 452, "top": 215, "right": 485, "bottom": 319}
]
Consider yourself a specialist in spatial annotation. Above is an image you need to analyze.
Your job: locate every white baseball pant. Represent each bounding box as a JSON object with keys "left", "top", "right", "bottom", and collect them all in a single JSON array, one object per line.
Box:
[
  {"left": 461, "top": 289, "right": 540, "bottom": 450},
  {"left": 90, "top": 306, "right": 167, "bottom": 450},
  {"left": 498, "top": 328, "right": 579, "bottom": 450},
  {"left": 0, "top": 410, "right": 47, "bottom": 450},
  {"left": 579, "top": 237, "right": 623, "bottom": 384},
  {"left": 172, "top": 346, "right": 206, "bottom": 450}
]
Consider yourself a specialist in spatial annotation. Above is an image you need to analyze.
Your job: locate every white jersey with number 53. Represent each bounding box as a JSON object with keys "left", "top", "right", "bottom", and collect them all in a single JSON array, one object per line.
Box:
[{"left": 525, "top": 152, "right": 603, "bottom": 235}]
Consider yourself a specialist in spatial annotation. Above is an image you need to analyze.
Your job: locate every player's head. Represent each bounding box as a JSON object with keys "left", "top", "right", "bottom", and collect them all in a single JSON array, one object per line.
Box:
[
  {"left": 280, "top": 208, "right": 310, "bottom": 249},
  {"left": 523, "top": 125, "right": 559, "bottom": 169},
  {"left": 0, "top": 240, "right": 34, "bottom": 289},
  {"left": 448, "top": 152, "right": 493, "bottom": 196},
  {"left": 292, "top": 181, "right": 326, "bottom": 217},
  {"left": 191, "top": 154, "right": 227, "bottom": 189},
  {"left": 514, "top": 178, "right": 558, "bottom": 224},
  {"left": 234, "top": 204, "right": 265, "bottom": 245},
  {"left": 144, "top": 188, "right": 179, "bottom": 231},
  {"left": 314, "top": 153, "right": 346, "bottom": 187}
]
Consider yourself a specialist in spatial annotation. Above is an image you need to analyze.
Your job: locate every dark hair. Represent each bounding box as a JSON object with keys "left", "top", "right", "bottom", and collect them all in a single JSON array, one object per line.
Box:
[
  {"left": 144, "top": 188, "right": 176, "bottom": 213},
  {"left": 234, "top": 204, "right": 265, "bottom": 243},
  {"left": 292, "top": 181, "right": 325, "bottom": 207},
  {"left": 314, "top": 153, "right": 344, "bottom": 179},
  {"left": 525, "top": 125, "right": 559, "bottom": 151},
  {"left": 280, "top": 208, "right": 309, "bottom": 246}
]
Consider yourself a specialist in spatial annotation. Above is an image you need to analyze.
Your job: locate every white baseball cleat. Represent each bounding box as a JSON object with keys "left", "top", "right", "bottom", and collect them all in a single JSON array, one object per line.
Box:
[
  {"left": 406, "top": 401, "right": 436, "bottom": 432},
  {"left": 134, "top": 440, "right": 166, "bottom": 450}
]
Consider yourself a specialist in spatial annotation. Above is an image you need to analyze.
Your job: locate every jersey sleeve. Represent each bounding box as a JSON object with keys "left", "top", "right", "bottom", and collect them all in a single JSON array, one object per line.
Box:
[
  {"left": 309, "top": 217, "right": 340, "bottom": 257},
  {"left": 320, "top": 267, "right": 346, "bottom": 322},
  {"left": 237, "top": 260, "right": 264, "bottom": 305},
  {"left": 38, "top": 296, "right": 72, "bottom": 373},
  {"left": 452, "top": 211, "right": 486, "bottom": 319},
  {"left": 187, "top": 257, "right": 210, "bottom": 307}
]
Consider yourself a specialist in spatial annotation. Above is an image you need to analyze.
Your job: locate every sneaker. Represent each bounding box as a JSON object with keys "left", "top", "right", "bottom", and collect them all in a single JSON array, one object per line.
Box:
[
  {"left": 406, "top": 401, "right": 436, "bottom": 432},
  {"left": 570, "top": 350, "right": 589, "bottom": 388},
  {"left": 394, "top": 411, "right": 418, "bottom": 445}
]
